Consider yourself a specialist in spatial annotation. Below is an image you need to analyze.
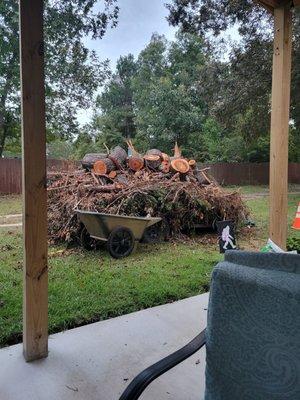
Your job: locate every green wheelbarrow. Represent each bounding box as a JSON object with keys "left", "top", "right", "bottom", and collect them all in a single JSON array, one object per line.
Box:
[{"left": 76, "top": 210, "right": 162, "bottom": 259}]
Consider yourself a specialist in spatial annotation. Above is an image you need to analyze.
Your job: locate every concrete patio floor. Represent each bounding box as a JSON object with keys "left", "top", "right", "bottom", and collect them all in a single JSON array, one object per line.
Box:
[{"left": 0, "top": 293, "right": 208, "bottom": 400}]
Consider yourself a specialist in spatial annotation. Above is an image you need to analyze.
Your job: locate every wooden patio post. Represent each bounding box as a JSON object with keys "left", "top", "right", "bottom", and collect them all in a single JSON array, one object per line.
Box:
[
  {"left": 19, "top": 0, "right": 48, "bottom": 361},
  {"left": 269, "top": 4, "right": 292, "bottom": 250}
]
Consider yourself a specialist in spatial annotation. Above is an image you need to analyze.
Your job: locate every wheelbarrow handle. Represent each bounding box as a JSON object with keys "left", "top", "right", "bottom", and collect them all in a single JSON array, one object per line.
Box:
[{"left": 119, "top": 329, "right": 206, "bottom": 400}]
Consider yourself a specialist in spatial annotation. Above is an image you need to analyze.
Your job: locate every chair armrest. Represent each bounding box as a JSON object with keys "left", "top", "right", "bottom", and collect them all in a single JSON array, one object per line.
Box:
[{"left": 119, "top": 329, "right": 206, "bottom": 400}]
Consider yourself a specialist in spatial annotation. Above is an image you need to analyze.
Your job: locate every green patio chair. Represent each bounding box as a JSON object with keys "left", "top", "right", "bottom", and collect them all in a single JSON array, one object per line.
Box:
[{"left": 120, "top": 251, "right": 300, "bottom": 400}]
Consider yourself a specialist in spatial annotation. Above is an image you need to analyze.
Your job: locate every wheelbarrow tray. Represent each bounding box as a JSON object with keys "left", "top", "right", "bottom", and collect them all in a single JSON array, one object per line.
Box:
[{"left": 76, "top": 210, "right": 161, "bottom": 242}]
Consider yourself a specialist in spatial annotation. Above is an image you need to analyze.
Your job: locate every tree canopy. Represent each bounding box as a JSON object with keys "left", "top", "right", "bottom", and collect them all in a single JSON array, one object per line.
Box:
[
  {"left": 165, "top": 0, "right": 300, "bottom": 162},
  {"left": 83, "top": 16, "right": 299, "bottom": 162},
  {"left": 1, "top": 0, "right": 299, "bottom": 163},
  {"left": 88, "top": 32, "right": 213, "bottom": 159},
  {"left": 0, "top": 0, "right": 119, "bottom": 156}
]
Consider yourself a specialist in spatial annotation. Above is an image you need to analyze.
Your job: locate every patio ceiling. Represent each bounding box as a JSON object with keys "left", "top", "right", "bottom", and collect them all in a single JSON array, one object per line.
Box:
[{"left": 18, "top": 0, "right": 297, "bottom": 363}]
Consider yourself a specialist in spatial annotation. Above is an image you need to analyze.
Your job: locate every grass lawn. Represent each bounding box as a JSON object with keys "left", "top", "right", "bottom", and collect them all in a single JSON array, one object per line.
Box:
[
  {"left": 0, "top": 187, "right": 299, "bottom": 347},
  {"left": 225, "top": 184, "right": 300, "bottom": 194},
  {"left": 0, "top": 195, "right": 22, "bottom": 216}
]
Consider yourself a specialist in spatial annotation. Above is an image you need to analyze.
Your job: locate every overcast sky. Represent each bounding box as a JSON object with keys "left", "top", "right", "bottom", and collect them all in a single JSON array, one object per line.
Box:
[{"left": 86, "top": 0, "right": 177, "bottom": 69}]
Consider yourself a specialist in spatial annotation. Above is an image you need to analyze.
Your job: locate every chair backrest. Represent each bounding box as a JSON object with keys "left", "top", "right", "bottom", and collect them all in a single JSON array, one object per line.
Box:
[{"left": 205, "top": 251, "right": 300, "bottom": 400}]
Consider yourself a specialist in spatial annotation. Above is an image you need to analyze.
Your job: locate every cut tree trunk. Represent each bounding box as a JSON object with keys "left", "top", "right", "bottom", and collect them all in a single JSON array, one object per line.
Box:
[
  {"left": 170, "top": 142, "right": 189, "bottom": 174},
  {"left": 144, "top": 149, "right": 165, "bottom": 170},
  {"left": 188, "top": 160, "right": 196, "bottom": 168},
  {"left": 144, "top": 155, "right": 161, "bottom": 170},
  {"left": 126, "top": 140, "right": 144, "bottom": 171},
  {"left": 93, "top": 146, "right": 127, "bottom": 175},
  {"left": 170, "top": 158, "right": 190, "bottom": 174},
  {"left": 82, "top": 153, "right": 107, "bottom": 171},
  {"left": 109, "top": 146, "right": 127, "bottom": 169},
  {"left": 194, "top": 168, "right": 213, "bottom": 185},
  {"left": 108, "top": 170, "right": 117, "bottom": 179},
  {"left": 93, "top": 158, "right": 116, "bottom": 175},
  {"left": 146, "top": 149, "right": 162, "bottom": 158},
  {"left": 128, "top": 156, "right": 144, "bottom": 171}
]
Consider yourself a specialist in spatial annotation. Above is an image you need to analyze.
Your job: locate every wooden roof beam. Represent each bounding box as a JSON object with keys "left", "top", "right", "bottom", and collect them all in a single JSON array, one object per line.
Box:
[
  {"left": 255, "top": 1, "right": 275, "bottom": 13},
  {"left": 256, "top": 0, "right": 280, "bottom": 9},
  {"left": 255, "top": 0, "right": 297, "bottom": 14}
]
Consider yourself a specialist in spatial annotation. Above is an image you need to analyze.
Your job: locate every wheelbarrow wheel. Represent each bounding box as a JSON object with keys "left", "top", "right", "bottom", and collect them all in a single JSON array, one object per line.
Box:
[
  {"left": 80, "top": 226, "right": 98, "bottom": 251},
  {"left": 107, "top": 226, "right": 135, "bottom": 259},
  {"left": 142, "top": 220, "right": 170, "bottom": 244}
]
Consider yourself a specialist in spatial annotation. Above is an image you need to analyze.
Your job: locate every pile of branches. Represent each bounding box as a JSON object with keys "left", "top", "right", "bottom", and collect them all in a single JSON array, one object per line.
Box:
[{"left": 47, "top": 144, "right": 248, "bottom": 244}]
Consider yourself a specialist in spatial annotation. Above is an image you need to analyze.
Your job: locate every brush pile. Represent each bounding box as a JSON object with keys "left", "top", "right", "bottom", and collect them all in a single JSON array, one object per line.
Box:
[{"left": 47, "top": 143, "right": 248, "bottom": 244}]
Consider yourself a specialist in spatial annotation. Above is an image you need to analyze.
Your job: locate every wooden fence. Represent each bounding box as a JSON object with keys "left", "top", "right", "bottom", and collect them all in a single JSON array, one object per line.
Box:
[
  {"left": 0, "top": 158, "right": 299, "bottom": 194},
  {"left": 199, "top": 162, "right": 300, "bottom": 186},
  {"left": 0, "top": 158, "right": 79, "bottom": 194}
]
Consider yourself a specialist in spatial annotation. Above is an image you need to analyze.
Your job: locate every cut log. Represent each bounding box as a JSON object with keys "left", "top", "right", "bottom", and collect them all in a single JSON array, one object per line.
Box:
[
  {"left": 93, "top": 158, "right": 116, "bottom": 175},
  {"left": 146, "top": 149, "right": 162, "bottom": 158},
  {"left": 194, "top": 168, "right": 213, "bottom": 185},
  {"left": 144, "top": 154, "right": 161, "bottom": 170},
  {"left": 170, "top": 158, "right": 190, "bottom": 174},
  {"left": 160, "top": 160, "right": 170, "bottom": 173},
  {"left": 144, "top": 154, "right": 160, "bottom": 161},
  {"left": 126, "top": 140, "right": 145, "bottom": 171},
  {"left": 109, "top": 146, "right": 127, "bottom": 169},
  {"left": 144, "top": 149, "right": 165, "bottom": 170},
  {"left": 93, "top": 146, "right": 127, "bottom": 175},
  {"left": 188, "top": 160, "right": 196, "bottom": 168},
  {"left": 82, "top": 153, "right": 107, "bottom": 171},
  {"left": 108, "top": 170, "right": 117, "bottom": 179},
  {"left": 128, "top": 156, "right": 144, "bottom": 171},
  {"left": 116, "top": 174, "right": 129, "bottom": 185}
]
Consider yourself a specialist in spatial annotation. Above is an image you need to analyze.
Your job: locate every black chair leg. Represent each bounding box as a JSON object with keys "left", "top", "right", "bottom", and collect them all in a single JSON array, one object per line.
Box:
[{"left": 119, "top": 329, "right": 206, "bottom": 400}]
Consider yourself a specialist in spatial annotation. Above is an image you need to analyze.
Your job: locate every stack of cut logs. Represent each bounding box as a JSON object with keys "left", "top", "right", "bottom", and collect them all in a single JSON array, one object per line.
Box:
[
  {"left": 47, "top": 141, "right": 248, "bottom": 244},
  {"left": 81, "top": 142, "right": 208, "bottom": 184}
]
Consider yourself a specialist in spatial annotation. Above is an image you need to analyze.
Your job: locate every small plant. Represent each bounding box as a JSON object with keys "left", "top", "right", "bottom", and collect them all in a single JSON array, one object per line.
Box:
[{"left": 287, "top": 237, "right": 300, "bottom": 253}]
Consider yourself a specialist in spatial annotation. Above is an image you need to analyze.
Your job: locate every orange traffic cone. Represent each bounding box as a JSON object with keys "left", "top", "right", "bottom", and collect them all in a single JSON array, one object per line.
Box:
[{"left": 292, "top": 203, "right": 300, "bottom": 230}]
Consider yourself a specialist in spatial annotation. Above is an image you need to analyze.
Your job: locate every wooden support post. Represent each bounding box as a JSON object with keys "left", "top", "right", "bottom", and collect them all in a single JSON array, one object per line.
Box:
[
  {"left": 269, "top": 5, "right": 292, "bottom": 250},
  {"left": 19, "top": 0, "right": 48, "bottom": 361}
]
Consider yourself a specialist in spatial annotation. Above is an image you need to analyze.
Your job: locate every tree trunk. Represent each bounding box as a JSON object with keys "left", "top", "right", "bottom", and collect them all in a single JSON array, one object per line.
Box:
[
  {"left": 0, "top": 126, "right": 7, "bottom": 157},
  {"left": 170, "top": 158, "right": 190, "bottom": 174},
  {"left": 93, "top": 146, "right": 127, "bottom": 175},
  {"left": 82, "top": 153, "right": 107, "bottom": 171},
  {"left": 109, "top": 146, "right": 127, "bottom": 168},
  {"left": 144, "top": 149, "right": 164, "bottom": 170},
  {"left": 128, "top": 156, "right": 144, "bottom": 171},
  {"left": 0, "top": 39, "right": 18, "bottom": 158},
  {"left": 94, "top": 158, "right": 116, "bottom": 175},
  {"left": 188, "top": 160, "right": 196, "bottom": 168}
]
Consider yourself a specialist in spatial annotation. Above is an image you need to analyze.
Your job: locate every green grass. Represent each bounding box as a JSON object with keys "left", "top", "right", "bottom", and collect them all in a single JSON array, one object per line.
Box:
[
  {"left": 225, "top": 184, "right": 300, "bottom": 195},
  {"left": 0, "top": 189, "right": 299, "bottom": 347},
  {"left": 0, "top": 195, "right": 22, "bottom": 215},
  {"left": 246, "top": 194, "right": 300, "bottom": 241},
  {"left": 0, "top": 232, "right": 220, "bottom": 347}
]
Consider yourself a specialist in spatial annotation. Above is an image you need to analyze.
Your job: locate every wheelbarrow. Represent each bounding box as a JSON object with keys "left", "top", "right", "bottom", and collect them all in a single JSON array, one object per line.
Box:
[{"left": 76, "top": 210, "right": 162, "bottom": 259}]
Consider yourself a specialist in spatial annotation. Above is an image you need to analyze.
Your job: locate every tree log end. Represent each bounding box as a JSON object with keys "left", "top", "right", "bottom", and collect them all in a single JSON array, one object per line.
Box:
[
  {"left": 128, "top": 157, "right": 144, "bottom": 171},
  {"left": 171, "top": 158, "right": 190, "bottom": 174}
]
